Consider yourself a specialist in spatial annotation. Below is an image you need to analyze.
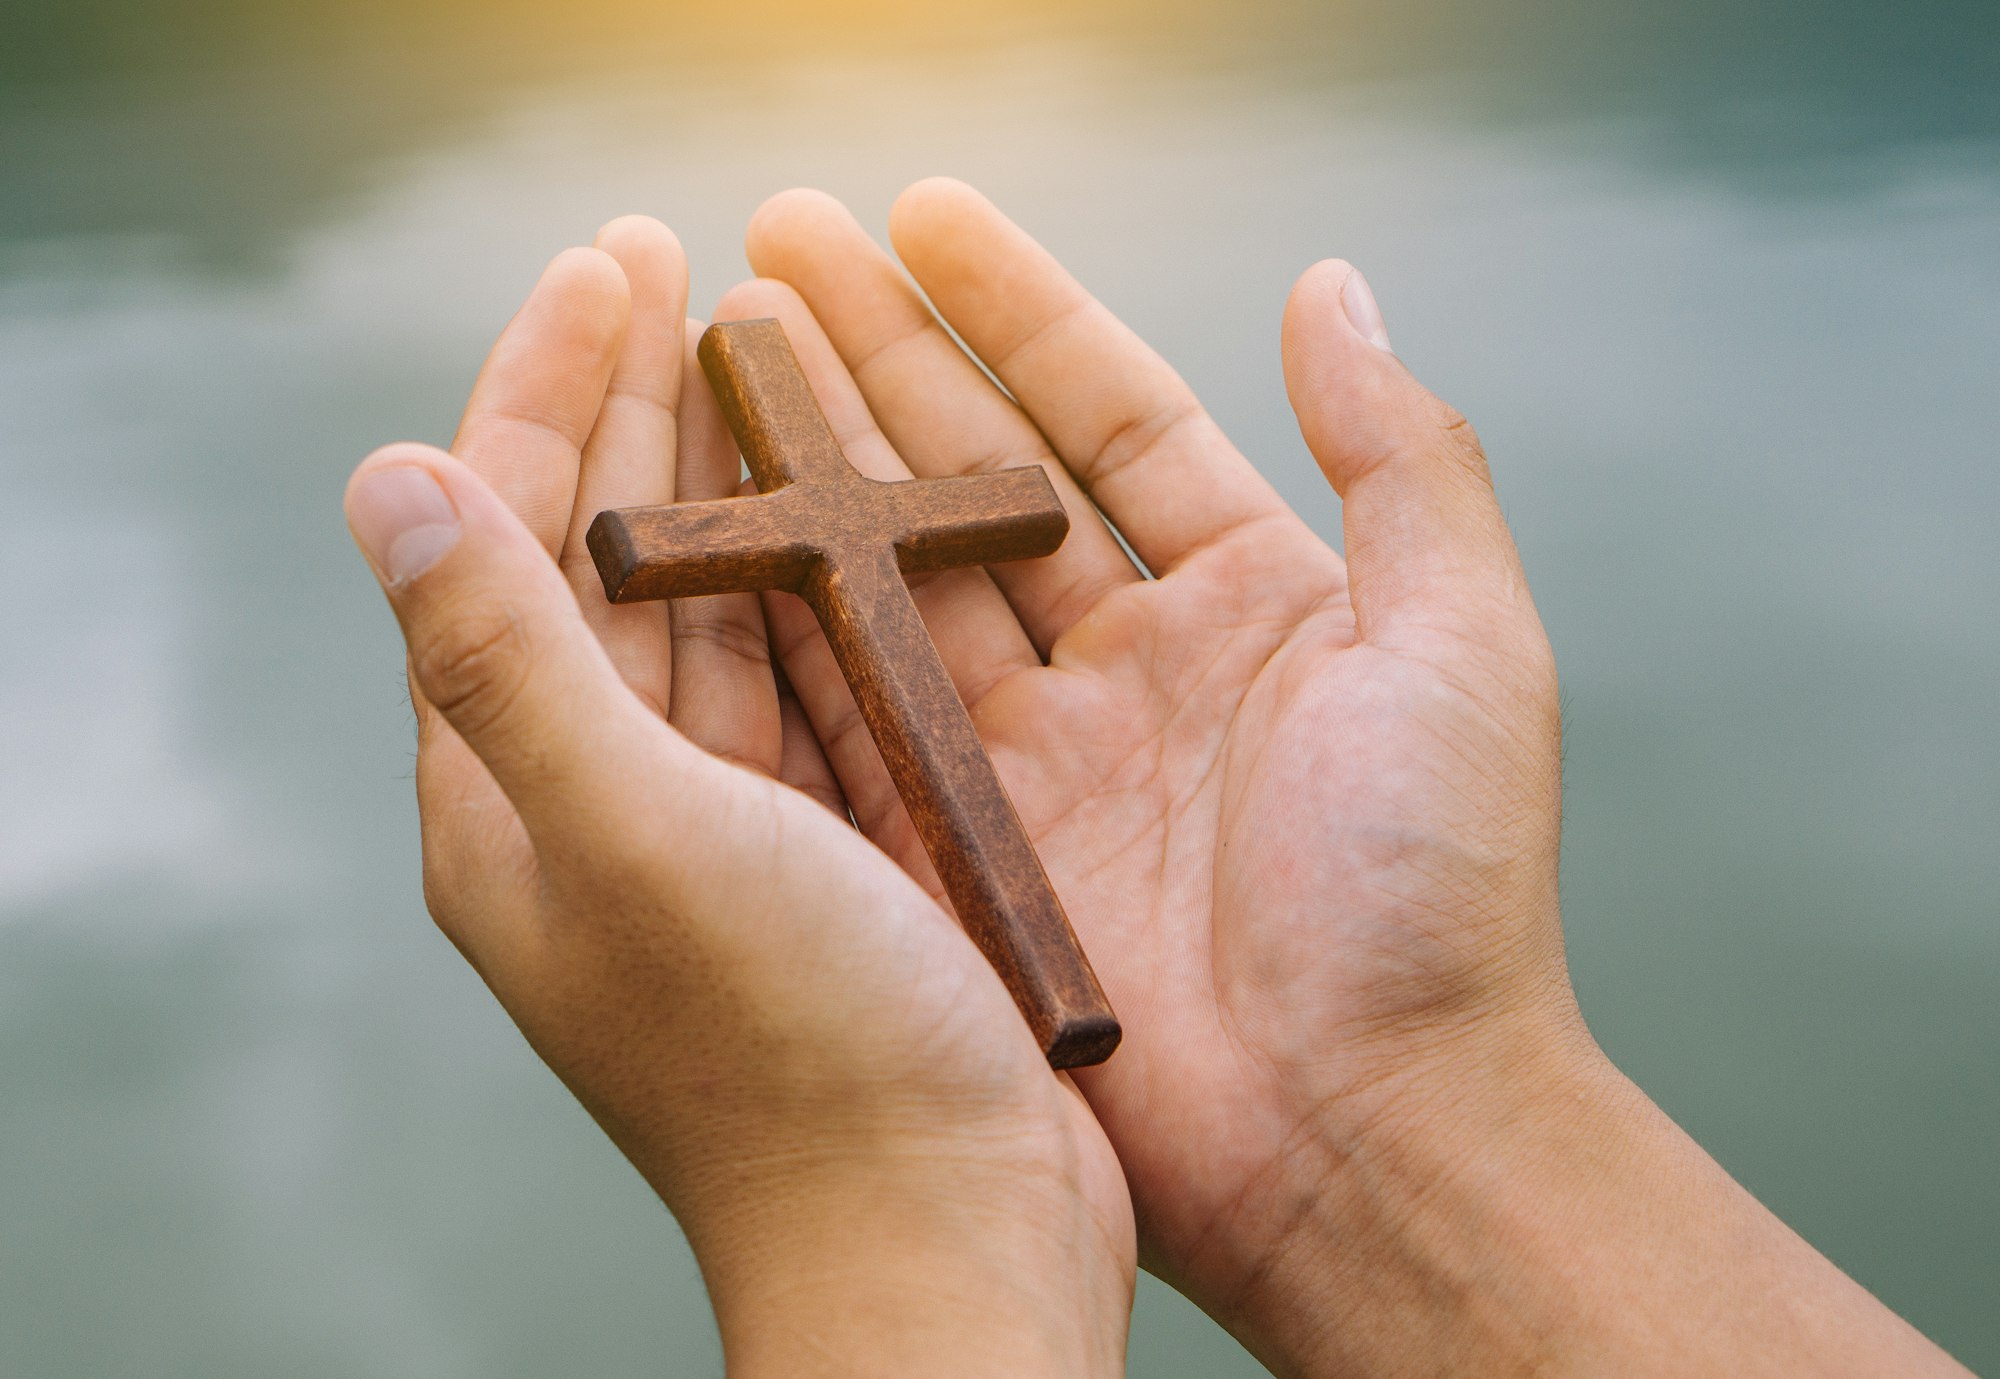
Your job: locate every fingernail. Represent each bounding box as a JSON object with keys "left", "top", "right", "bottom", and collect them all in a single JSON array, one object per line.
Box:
[
  {"left": 1341, "top": 267, "right": 1394, "bottom": 352},
  {"left": 348, "top": 465, "right": 460, "bottom": 587}
]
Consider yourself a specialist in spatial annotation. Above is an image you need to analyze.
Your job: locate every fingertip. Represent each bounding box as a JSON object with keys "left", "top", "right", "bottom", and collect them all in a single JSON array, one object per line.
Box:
[
  {"left": 544, "top": 243, "right": 629, "bottom": 299},
  {"left": 346, "top": 444, "right": 465, "bottom": 591},
  {"left": 1284, "top": 257, "right": 1350, "bottom": 318},
  {"left": 1279, "top": 262, "right": 1520, "bottom": 646},
  {"left": 592, "top": 217, "right": 687, "bottom": 304},
  {"left": 1281, "top": 259, "right": 1355, "bottom": 368},
  {"left": 348, "top": 440, "right": 450, "bottom": 501},
  {"left": 456, "top": 246, "right": 632, "bottom": 546},
  {"left": 1288, "top": 257, "right": 1394, "bottom": 358},
  {"left": 711, "top": 276, "right": 808, "bottom": 327},
  {"left": 890, "top": 179, "right": 1051, "bottom": 304},
  {"left": 1281, "top": 259, "right": 1415, "bottom": 473},
  {"left": 1282, "top": 262, "right": 1347, "bottom": 451},
  {"left": 538, "top": 244, "right": 632, "bottom": 336},
  {"left": 888, "top": 175, "right": 985, "bottom": 250},
  {"left": 351, "top": 448, "right": 613, "bottom": 733},
  {"left": 346, "top": 442, "right": 447, "bottom": 550},
  {"left": 348, "top": 444, "right": 531, "bottom": 559},
  {"left": 593, "top": 213, "right": 681, "bottom": 260},
  {"left": 745, "top": 187, "right": 852, "bottom": 274}
]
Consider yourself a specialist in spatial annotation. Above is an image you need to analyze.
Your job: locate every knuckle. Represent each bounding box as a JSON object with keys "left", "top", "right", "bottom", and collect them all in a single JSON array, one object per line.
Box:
[
  {"left": 1428, "top": 397, "right": 1492, "bottom": 481},
  {"left": 417, "top": 814, "right": 483, "bottom": 954},
  {"left": 416, "top": 796, "right": 537, "bottom": 977},
  {"left": 559, "top": 546, "right": 606, "bottom": 588},
  {"left": 419, "top": 849, "right": 467, "bottom": 937},
  {"left": 420, "top": 866, "right": 496, "bottom": 976},
  {"left": 673, "top": 602, "right": 773, "bottom": 666},
  {"left": 413, "top": 600, "right": 533, "bottom": 739}
]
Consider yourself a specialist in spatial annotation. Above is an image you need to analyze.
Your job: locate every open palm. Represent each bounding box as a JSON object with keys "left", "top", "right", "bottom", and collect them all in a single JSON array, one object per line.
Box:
[{"left": 730, "top": 181, "right": 1574, "bottom": 1338}]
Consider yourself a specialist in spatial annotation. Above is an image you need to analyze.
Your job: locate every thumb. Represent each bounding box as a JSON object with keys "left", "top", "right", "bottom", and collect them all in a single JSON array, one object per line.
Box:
[
  {"left": 345, "top": 447, "right": 1003, "bottom": 1058},
  {"left": 1282, "top": 259, "right": 1533, "bottom": 649},
  {"left": 345, "top": 442, "right": 650, "bottom": 835}
]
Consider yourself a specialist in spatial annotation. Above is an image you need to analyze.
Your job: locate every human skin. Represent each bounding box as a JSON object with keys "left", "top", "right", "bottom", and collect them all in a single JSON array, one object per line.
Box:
[
  {"left": 735, "top": 181, "right": 1968, "bottom": 1377},
  {"left": 345, "top": 187, "right": 1969, "bottom": 1377},
  {"left": 343, "top": 220, "right": 1132, "bottom": 1379}
]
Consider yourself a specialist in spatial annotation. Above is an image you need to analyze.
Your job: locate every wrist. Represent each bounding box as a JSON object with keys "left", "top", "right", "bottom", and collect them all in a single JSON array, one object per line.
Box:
[
  {"left": 1255, "top": 1023, "right": 1649, "bottom": 1378},
  {"left": 1184, "top": 1005, "right": 1614, "bottom": 1378},
  {"left": 686, "top": 1133, "right": 1131, "bottom": 1379},
  {"left": 1200, "top": 1007, "right": 1962, "bottom": 1379}
]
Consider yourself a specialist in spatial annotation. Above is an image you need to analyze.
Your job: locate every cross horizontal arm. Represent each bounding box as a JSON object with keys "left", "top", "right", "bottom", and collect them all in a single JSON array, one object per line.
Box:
[
  {"left": 886, "top": 468, "right": 1070, "bottom": 576},
  {"left": 587, "top": 490, "right": 817, "bottom": 601}
]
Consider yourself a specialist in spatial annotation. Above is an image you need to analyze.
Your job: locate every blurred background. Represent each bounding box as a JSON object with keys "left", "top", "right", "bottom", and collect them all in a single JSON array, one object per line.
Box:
[{"left": 3, "top": 0, "right": 1996, "bottom": 1373}]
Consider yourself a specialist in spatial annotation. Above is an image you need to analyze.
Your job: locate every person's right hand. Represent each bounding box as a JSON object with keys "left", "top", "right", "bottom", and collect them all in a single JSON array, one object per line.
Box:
[{"left": 737, "top": 180, "right": 1968, "bottom": 1378}]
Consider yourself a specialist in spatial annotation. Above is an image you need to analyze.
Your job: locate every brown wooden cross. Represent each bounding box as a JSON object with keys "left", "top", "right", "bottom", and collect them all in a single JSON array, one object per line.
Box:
[{"left": 586, "top": 319, "right": 1120, "bottom": 1069}]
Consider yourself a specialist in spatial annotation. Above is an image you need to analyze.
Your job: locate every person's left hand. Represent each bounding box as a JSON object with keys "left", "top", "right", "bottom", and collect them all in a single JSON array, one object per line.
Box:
[{"left": 342, "top": 218, "right": 1133, "bottom": 1379}]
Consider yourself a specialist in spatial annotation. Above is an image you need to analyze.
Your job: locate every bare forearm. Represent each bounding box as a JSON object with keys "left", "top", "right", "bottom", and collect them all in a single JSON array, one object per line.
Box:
[{"left": 1213, "top": 1027, "right": 1967, "bottom": 1379}]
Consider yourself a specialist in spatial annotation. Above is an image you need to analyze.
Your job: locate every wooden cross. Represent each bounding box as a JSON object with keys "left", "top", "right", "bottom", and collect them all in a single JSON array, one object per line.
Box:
[{"left": 586, "top": 319, "right": 1120, "bottom": 1069}]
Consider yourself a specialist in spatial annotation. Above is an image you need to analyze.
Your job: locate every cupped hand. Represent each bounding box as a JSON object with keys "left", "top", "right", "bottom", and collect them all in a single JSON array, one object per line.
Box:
[
  {"left": 735, "top": 181, "right": 1579, "bottom": 1369},
  {"left": 342, "top": 219, "right": 1132, "bottom": 1379}
]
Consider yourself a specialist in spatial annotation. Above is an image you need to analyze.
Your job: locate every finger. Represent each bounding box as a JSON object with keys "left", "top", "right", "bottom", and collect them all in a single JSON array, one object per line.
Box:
[
  {"left": 760, "top": 587, "right": 934, "bottom": 890},
  {"left": 396, "top": 247, "right": 628, "bottom": 974},
  {"left": 709, "top": 277, "right": 1042, "bottom": 711},
  {"left": 668, "top": 319, "right": 785, "bottom": 775},
  {"left": 346, "top": 444, "right": 971, "bottom": 1016},
  {"left": 888, "top": 177, "right": 1304, "bottom": 576},
  {"left": 744, "top": 188, "right": 1139, "bottom": 654},
  {"left": 346, "top": 442, "right": 671, "bottom": 848},
  {"left": 1281, "top": 260, "right": 1540, "bottom": 652},
  {"left": 555, "top": 217, "right": 689, "bottom": 716},
  {"left": 452, "top": 246, "right": 630, "bottom": 554},
  {"left": 707, "top": 278, "right": 1043, "bottom": 862},
  {"left": 775, "top": 668, "right": 849, "bottom": 818}
]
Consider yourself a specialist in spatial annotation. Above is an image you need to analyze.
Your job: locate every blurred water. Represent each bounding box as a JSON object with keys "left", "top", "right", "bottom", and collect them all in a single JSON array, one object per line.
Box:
[{"left": 2, "top": 4, "right": 1996, "bottom": 1374}]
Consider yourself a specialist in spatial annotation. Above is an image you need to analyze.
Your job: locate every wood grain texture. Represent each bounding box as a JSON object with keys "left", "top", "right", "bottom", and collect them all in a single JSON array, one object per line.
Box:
[{"left": 586, "top": 319, "right": 1120, "bottom": 1069}]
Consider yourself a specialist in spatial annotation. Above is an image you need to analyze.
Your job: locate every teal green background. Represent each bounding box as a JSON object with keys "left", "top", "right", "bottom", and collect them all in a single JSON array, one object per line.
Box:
[{"left": 2, "top": 1, "right": 1995, "bottom": 1372}]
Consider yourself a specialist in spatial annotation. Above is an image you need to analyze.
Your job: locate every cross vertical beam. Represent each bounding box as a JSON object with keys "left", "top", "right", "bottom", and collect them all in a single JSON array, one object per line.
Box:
[{"left": 586, "top": 320, "right": 1120, "bottom": 1069}]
